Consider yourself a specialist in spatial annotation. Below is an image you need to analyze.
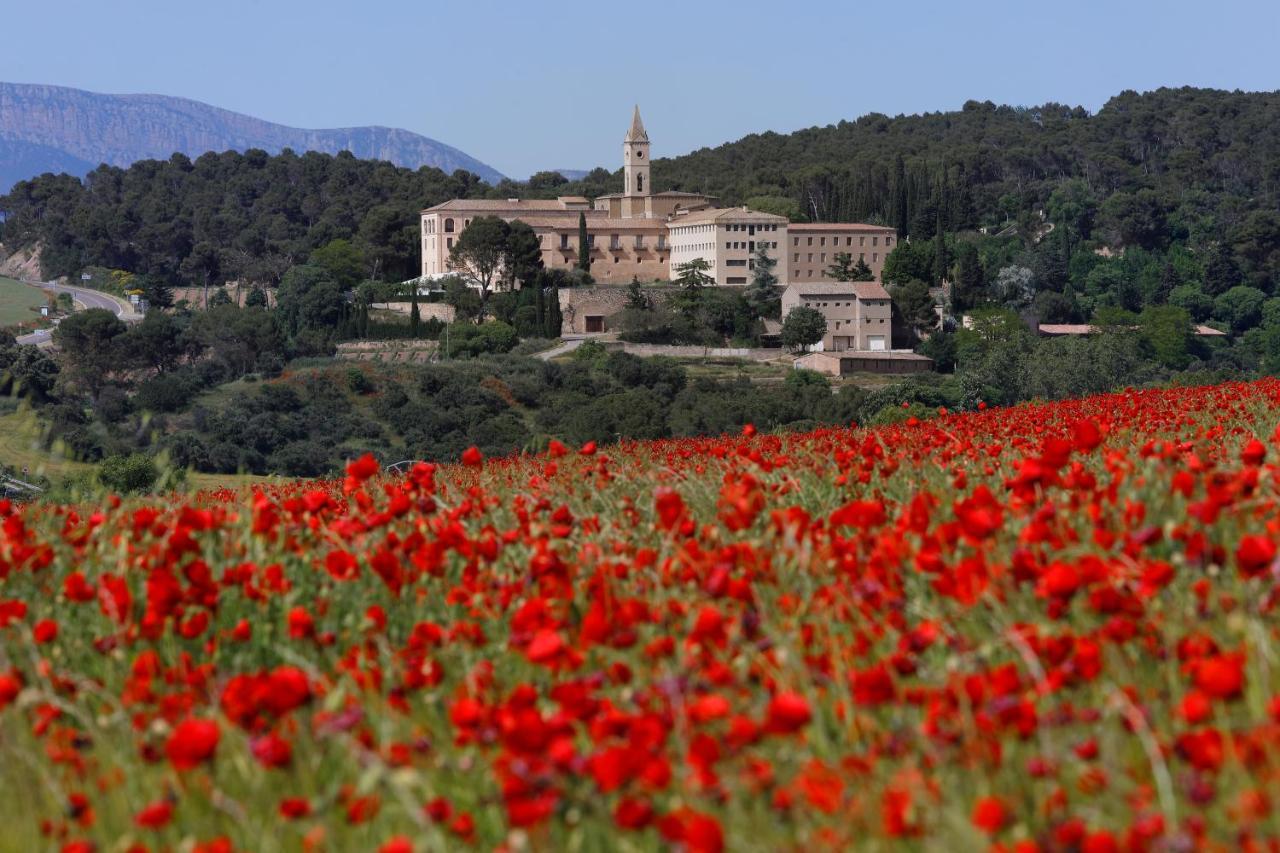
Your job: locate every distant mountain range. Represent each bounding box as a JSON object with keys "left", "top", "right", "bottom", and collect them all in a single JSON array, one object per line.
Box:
[{"left": 0, "top": 82, "right": 504, "bottom": 193}]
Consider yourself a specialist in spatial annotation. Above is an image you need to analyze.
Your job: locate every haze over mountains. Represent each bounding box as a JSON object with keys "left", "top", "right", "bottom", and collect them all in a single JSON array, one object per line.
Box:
[{"left": 0, "top": 82, "right": 505, "bottom": 193}]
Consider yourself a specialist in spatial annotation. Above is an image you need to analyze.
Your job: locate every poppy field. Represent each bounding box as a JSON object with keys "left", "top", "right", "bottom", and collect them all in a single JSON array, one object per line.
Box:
[{"left": 4, "top": 379, "right": 1280, "bottom": 852}]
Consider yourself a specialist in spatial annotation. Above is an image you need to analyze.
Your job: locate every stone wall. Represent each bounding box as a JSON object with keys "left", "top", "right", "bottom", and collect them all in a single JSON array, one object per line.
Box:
[{"left": 373, "top": 302, "right": 455, "bottom": 322}]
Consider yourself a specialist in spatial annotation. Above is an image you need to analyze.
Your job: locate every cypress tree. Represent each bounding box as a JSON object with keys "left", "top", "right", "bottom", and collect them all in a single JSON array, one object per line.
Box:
[
  {"left": 576, "top": 212, "right": 591, "bottom": 274},
  {"left": 545, "top": 286, "right": 562, "bottom": 337},
  {"left": 932, "top": 211, "right": 950, "bottom": 285},
  {"left": 893, "top": 154, "right": 909, "bottom": 238},
  {"left": 409, "top": 282, "right": 421, "bottom": 338}
]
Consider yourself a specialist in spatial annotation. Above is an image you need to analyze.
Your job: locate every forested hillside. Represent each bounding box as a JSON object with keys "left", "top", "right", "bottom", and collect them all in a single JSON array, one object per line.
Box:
[
  {"left": 1, "top": 87, "right": 1277, "bottom": 291},
  {"left": 0, "top": 150, "right": 491, "bottom": 284}
]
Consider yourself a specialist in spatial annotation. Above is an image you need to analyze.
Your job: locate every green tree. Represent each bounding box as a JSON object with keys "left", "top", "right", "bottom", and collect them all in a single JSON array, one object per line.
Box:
[
  {"left": 310, "top": 239, "right": 366, "bottom": 290},
  {"left": 1138, "top": 305, "right": 1195, "bottom": 369},
  {"left": 881, "top": 240, "right": 933, "bottom": 286},
  {"left": 673, "top": 258, "right": 714, "bottom": 291},
  {"left": 781, "top": 305, "right": 826, "bottom": 352},
  {"left": 97, "top": 453, "right": 160, "bottom": 494},
  {"left": 1203, "top": 241, "right": 1241, "bottom": 296},
  {"left": 850, "top": 257, "right": 875, "bottom": 281},
  {"left": 448, "top": 216, "right": 511, "bottom": 307},
  {"left": 893, "top": 279, "right": 938, "bottom": 336},
  {"left": 276, "top": 264, "right": 344, "bottom": 334},
  {"left": 1214, "top": 285, "right": 1267, "bottom": 334},
  {"left": 504, "top": 220, "right": 544, "bottom": 287},
  {"left": 932, "top": 213, "right": 950, "bottom": 284},
  {"left": 443, "top": 276, "right": 483, "bottom": 324},
  {"left": 179, "top": 242, "right": 221, "bottom": 308},
  {"left": 952, "top": 242, "right": 985, "bottom": 313},
  {"left": 576, "top": 211, "right": 592, "bottom": 274},
  {"left": 744, "top": 244, "right": 779, "bottom": 318},
  {"left": 1169, "top": 284, "right": 1215, "bottom": 322},
  {"left": 625, "top": 279, "right": 651, "bottom": 311},
  {"left": 52, "top": 308, "right": 127, "bottom": 400},
  {"left": 826, "top": 253, "right": 856, "bottom": 281}
]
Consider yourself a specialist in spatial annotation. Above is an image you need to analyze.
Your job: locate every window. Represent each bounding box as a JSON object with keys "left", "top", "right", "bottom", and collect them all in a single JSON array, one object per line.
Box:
[
  {"left": 807, "top": 237, "right": 813, "bottom": 246},
  {"left": 872, "top": 236, "right": 878, "bottom": 247},
  {"left": 610, "top": 234, "right": 621, "bottom": 250},
  {"left": 873, "top": 253, "right": 878, "bottom": 262},
  {"left": 859, "top": 236, "right": 865, "bottom": 247},
  {"left": 793, "top": 253, "right": 799, "bottom": 262},
  {"left": 636, "top": 174, "right": 643, "bottom": 193},
  {"left": 587, "top": 235, "right": 595, "bottom": 248},
  {"left": 820, "top": 237, "right": 826, "bottom": 246},
  {"left": 807, "top": 253, "right": 813, "bottom": 262},
  {"left": 748, "top": 225, "right": 755, "bottom": 236},
  {"left": 560, "top": 234, "right": 570, "bottom": 249},
  {"left": 793, "top": 237, "right": 799, "bottom": 246},
  {"left": 447, "top": 237, "right": 454, "bottom": 249},
  {"left": 886, "top": 236, "right": 894, "bottom": 246},
  {"left": 726, "top": 276, "right": 747, "bottom": 284},
  {"left": 445, "top": 218, "right": 455, "bottom": 233},
  {"left": 726, "top": 259, "right": 747, "bottom": 267},
  {"left": 821, "top": 253, "right": 826, "bottom": 262},
  {"left": 635, "top": 235, "right": 644, "bottom": 248},
  {"left": 859, "top": 253, "right": 865, "bottom": 261},
  {"left": 846, "top": 237, "right": 852, "bottom": 246}
]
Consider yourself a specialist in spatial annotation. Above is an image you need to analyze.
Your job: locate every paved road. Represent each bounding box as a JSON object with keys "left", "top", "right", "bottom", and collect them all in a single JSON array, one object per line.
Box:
[
  {"left": 533, "top": 337, "right": 588, "bottom": 361},
  {"left": 15, "top": 280, "right": 139, "bottom": 346}
]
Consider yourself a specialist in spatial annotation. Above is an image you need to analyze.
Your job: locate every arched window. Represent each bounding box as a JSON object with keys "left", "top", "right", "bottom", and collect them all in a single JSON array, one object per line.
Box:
[
  {"left": 637, "top": 174, "right": 644, "bottom": 193},
  {"left": 444, "top": 218, "right": 455, "bottom": 233}
]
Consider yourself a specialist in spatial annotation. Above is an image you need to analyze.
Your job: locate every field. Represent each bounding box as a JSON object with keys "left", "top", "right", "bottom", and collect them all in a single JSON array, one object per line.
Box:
[
  {"left": 0, "top": 275, "right": 46, "bottom": 327},
  {"left": 0, "top": 410, "right": 278, "bottom": 494},
  {"left": 2, "top": 380, "right": 1280, "bottom": 851}
]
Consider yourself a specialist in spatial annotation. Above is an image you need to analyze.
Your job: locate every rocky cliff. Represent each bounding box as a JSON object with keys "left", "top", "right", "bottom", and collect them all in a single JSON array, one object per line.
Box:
[{"left": 0, "top": 82, "right": 503, "bottom": 192}]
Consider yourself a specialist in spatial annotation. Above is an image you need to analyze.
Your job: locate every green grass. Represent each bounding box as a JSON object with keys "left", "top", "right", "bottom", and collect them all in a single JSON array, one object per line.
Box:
[
  {"left": 0, "top": 410, "right": 277, "bottom": 493},
  {"left": 0, "top": 276, "right": 47, "bottom": 327}
]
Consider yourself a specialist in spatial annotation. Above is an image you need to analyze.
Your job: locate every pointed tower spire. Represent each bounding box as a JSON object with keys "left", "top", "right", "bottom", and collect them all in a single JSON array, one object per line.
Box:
[{"left": 625, "top": 105, "right": 649, "bottom": 142}]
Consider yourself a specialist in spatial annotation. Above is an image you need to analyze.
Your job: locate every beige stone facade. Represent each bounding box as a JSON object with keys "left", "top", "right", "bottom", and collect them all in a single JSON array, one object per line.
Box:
[
  {"left": 780, "top": 281, "right": 893, "bottom": 352},
  {"left": 787, "top": 223, "right": 897, "bottom": 283},
  {"left": 666, "top": 207, "right": 789, "bottom": 286}
]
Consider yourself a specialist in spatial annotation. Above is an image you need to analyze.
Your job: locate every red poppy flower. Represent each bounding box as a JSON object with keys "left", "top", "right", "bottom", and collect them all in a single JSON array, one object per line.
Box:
[
  {"left": 166, "top": 718, "right": 220, "bottom": 771},
  {"left": 971, "top": 795, "right": 1007, "bottom": 834}
]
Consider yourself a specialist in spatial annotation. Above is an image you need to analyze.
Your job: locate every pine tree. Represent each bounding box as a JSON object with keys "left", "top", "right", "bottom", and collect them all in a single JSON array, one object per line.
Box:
[
  {"left": 826, "top": 252, "right": 857, "bottom": 281},
  {"left": 744, "top": 244, "right": 779, "bottom": 318},
  {"left": 850, "top": 257, "right": 875, "bottom": 281},
  {"left": 576, "top": 212, "right": 591, "bottom": 274}
]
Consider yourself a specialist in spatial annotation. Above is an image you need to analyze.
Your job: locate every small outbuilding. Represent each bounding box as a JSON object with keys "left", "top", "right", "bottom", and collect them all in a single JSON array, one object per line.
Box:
[{"left": 795, "top": 351, "right": 933, "bottom": 376}]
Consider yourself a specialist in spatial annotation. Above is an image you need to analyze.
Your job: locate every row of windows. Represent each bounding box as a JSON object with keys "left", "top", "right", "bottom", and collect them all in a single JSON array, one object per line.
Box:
[
  {"left": 793, "top": 234, "right": 891, "bottom": 248},
  {"left": 554, "top": 233, "right": 667, "bottom": 251},
  {"left": 724, "top": 223, "right": 779, "bottom": 235},
  {"left": 794, "top": 252, "right": 879, "bottom": 264},
  {"left": 829, "top": 318, "right": 888, "bottom": 327},
  {"left": 725, "top": 241, "right": 778, "bottom": 251}
]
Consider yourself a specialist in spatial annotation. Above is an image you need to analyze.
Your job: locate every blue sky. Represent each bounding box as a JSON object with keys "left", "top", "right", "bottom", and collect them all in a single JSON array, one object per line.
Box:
[{"left": 3, "top": 0, "right": 1277, "bottom": 179}]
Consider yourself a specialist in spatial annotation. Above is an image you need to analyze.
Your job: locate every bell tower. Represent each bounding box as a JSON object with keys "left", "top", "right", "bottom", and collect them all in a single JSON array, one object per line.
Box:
[{"left": 622, "top": 105, "right": 650, "bottom": 218}]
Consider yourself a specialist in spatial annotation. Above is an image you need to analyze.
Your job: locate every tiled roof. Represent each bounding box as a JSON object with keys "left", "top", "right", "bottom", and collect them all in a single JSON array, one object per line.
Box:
[
  {"left": 595, "top": 190, "right": 716, "bottom": 199},
  {"left": 789, "top": 222, "right": 896, "bottom": 232},
  {"left": 1040, "top": 323, "right": 1229, "bottom": 337},
  {"left": 667, "top": 207, "right": 789, "bottom": 224},
  {"left": 556, "top": 196, "right": 590, "bottom": 203},
  {"left": 421, "top": 199, "right": 576, "bottom": 213},
  {"left": 784, "top": 281, "right": 891, "bottom": 300}
]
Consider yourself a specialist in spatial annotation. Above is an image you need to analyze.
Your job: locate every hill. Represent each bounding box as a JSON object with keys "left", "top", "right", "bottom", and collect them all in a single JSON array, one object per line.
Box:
[{"left": 0, "top": 81, "right": 504, "bottom": 192}]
